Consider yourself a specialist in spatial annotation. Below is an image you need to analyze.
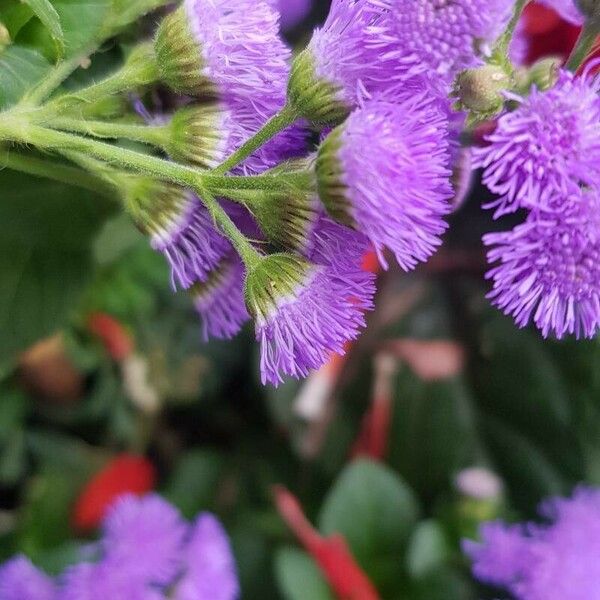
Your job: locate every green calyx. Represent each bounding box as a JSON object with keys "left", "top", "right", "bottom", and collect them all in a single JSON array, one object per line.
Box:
[
  {"left": 120, "top": 176, "right": 190, "bottom": 237},
  {"left": 316, "top": 127, "right": 355, "bottom": 228},
  {"left": 514, "top": 57, "right": 561, "bottom": 94},
  {"left": 245, "top": 254, "right": 311, "bottom": 323},
  {"left": 166, "top": 104, "right": 228, "bottom": 168},
  {"left": 453, "top": 65, "right": 512, "bottom": 122},
  {"left": 287, "top": 49, "right": 349, "bottom": 126},
  {"left": 155, "top": 6, "right": 214, "bottom": 97}
]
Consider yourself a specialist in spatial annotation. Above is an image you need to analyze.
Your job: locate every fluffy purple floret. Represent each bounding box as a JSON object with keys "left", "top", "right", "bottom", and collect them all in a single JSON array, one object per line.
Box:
[
  {"left": 60, "top": 562, "right": 165, "bottom": 600},
  {"left": 0, "top": 556, "right": 55, "bottom": 600},
  {"left": 336, "top": 96, "right": 452, "bottom": 270},
  {"left": 304, "top": 214, "right": 376, "bottom": 310},
  {"left": 257, "top": 267, "right": 368, "bottom": 385},
  {"left": 475, "top": 68, "right": 600, "bottom": 216},
  {"left": 307, "top": 0, "right": 420, "bottom": 107},
  {"left": 464, "top": 487, "right": 600, "bottom": 600},
  {"left": 484, "top": 191, "right": 600, "bottom": 339},
  {"left": 193, "top": 255, "right": 250, "bottom": 341},
  {"left": 538, "top": 0, "right": 585, "bottom": 24},
  {"left": 151, "top": 194, "right": 231, "bottom": 290},
  {"left": 175, "top": 513, "right": 240, "bottom": 600},
  {"left": 380, "top": 0, "right": 515, "bottom": 79},
  {"left": 101, "top": 494, "right": 187, "bottom": 586}
]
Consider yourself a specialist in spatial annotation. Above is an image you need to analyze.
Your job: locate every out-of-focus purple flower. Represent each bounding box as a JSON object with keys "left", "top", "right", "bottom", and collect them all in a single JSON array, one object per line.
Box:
[
  {"left": 476, "top": 68, "right": 600, "bottom": 216},
  {"left": 455, "top": 467, "right": 503, "bottom": 501},
  {"left": 192, "top": 254, "right": 250, "bottom": 341},
  {"left": 146, "top": 192, "right": 232, "bottom": 291},
  {"left": 464, "top": 486, "right": 600, "bottom": 600},
  {"left": 379, "top": 0, "right": 515, "bottom": 80},
  {"left": 270, "top": 0, "right": 312, "bottom": 30},
  {"left": 175, "top": 513, "right": 240, "bottom": 600},
  {"left": 101, "top": 494, "right": 187, "bottom": 586},
  {"left": 288, "top": 0, "right": 423, "bottom": 122},
  {"left": 246, "top": 254, "right": 369, "bottom": 385},
  {"left": 317, "top": 95, "right": 452, "bottom": 271},
  {"left": 60, "top": 562, "right": 166, "bottom": 600},
  {"left": 538, "top": 0, "right": 585, "bottom": 24},
  {"left": 303, "top": 213, "right": 376, "bottom": 310},
  {"left": 484, "top": 190, "right": 600, "bottom": 339},
  {"left": 0, "top": 556, "right": 55, "bottom": 600}
]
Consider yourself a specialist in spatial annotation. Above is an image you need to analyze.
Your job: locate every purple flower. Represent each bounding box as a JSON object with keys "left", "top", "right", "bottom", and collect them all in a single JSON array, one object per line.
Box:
[
  {"left": 484, "top": 191, "right": 600, "bottom": 339},
  {"left": 175, "top": 513, "right": 240, "bottom": 600},
  {"left": 464, "top": 486, "right": 600, "bottom": 600},
  {"left": 192, "top": 254, "right": 250, "bottom": 341},
  {"left": 0, "top": 556, "right": 55, "bottom": 600},
  {"left": 303, "top": 213, "right": 376, "bottom": 310},
  {"left": 291, "top": 0, "right": 419, "bottom": 118},
  {"left": 246, "top": 254, "right": 369, "bottom": 385},
  {"left": 272, "top": 0, "right": 312, "bottom": 30},
  {"left": 317, "top": 95, "right": 452, "bottom": 271},
  {"left": 475, "top": 68, "right": 600, "bottom": 216},
  {"left": 101, "top": 494, "right": 187, "bottom": 586},
  {"left": 538, "top": 0, "right": 585, "bottom": 24},
  {"left": 146, "top": 192, "right": 232, "bottom": 290},
  {"left": 379, "top": 0, "right": 515, "bottom": 80},
  {"left": 60, "top": 562, "right": 165, "bottom": 600}
]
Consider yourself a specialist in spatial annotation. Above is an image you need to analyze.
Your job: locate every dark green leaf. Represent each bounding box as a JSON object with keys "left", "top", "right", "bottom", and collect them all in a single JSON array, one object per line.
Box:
[
  {"left": 23, "top": 0, "right": 64, "bottom": 57},
  {"left": 0, "top": 45, "right": 50, "bottom": 108}
]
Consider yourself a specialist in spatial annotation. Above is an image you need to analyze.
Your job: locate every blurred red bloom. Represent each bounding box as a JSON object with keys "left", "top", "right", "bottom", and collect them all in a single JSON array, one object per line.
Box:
[
  {"left": 72, "top": 454, "right": 156, "bottom": 531},
  {"left": 87, "top": 312, "right": 134, "bottom": 361}
]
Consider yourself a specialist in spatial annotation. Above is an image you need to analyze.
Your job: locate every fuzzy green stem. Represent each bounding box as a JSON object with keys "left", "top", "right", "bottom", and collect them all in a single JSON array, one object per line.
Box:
[
  {"left": 493, "top": 0, "right": 530, "bottom": 63},
  {"left": 197, "top": 184, "right": 260, "bottom": 268},
  {"left": 0, "top": 149, "right": 115, "bottom": 197},
  {"left": 48, "top": 117, "right": 169, "bottom": 147},
  {"left": 213, "top": 104, "right": 298, "bottom": 174},
  {"left": 566, "top": 20, "right": 600, "bottom": 71}
]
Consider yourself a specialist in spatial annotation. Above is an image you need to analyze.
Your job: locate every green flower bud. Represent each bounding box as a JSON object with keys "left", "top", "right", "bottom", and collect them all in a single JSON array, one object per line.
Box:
[
  {"left": 0, "top": 22, "right": 10, "bottom": 51},
  {"left": 288, "top": 49, "right": 349, "bottom": 126},
  {"left": 453, "top": 65, "right": 511, "bottom": 117},
  {"left": 515, "top": 57, "right": 561, "bottom": 94}
]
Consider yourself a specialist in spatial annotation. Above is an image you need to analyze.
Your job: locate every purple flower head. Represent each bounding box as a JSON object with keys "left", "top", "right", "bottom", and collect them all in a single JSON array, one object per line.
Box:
[
  {"left": 101, "top": 493, "right": 187, "bottom": 586},
  {"left": 317, "top": 95, "right": 452, "bottom": 271},
  {"left": 464, "top": 486, "right": 600, "bottom": 600},
  {"left": 127, "top": 183, "right": 231, "bottom": 291},
  {"left": 175, "top": 513, "right": 240, "bottom": 600},
  {"left": 538, "top": 0, "right": 585, "bottom": 24},
  {"left": 60, "top": 562, "right": 165, "bottom": 600},
  {"left": 192, "top": 254, "right": 250, "bottom": 341},
  {"left": 476, "top": 68, "right": 600, "bottom": 216},
  {"left": 0, "top": 556, "right": 55, "bottom": 600},
  {"left": 380, "top": 0, "right": 515, "bottom": 80},
  {"left": 290, "top": 0, "right": 419, "bottom": 120},
  {"left": 246, "top": 254, "right": 369, "bottom": 385},
  {"left": 484, "top": 190, "right": 600, "bottom": 339},
  {"left": 303, "top": 213, "right": 376, "bottom": 310}
]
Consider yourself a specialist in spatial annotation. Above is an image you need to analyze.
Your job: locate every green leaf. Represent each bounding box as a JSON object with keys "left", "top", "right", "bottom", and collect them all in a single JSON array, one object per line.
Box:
[
  {"left": 0, "top": 1, "right": 35, "bottom": 39},
  {"left": 318, "top": 459, "right": 419, "bottom": 586},
  {"left": 0, "top": 45, "right": 50, "bottom": 109},
  {"left": 0, "top": 169, "right": 115, "bottom": 370},
  {"left": 406, "top": 520, "right": 450, "bottom": 579},
  {"left": 23, "top": 0, "right": 64, "bottom": 57},
  {"left": 275, "top": 547, "right": 334, "bottom": 600}
]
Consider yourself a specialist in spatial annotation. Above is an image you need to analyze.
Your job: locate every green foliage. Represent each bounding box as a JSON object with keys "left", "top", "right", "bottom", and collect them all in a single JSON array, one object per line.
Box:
[{"left": 275, "top": 547, "right": 334, "bottom": 600}]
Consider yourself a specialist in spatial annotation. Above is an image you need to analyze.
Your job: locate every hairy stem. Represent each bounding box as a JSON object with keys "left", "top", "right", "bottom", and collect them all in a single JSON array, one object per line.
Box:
[
  {"left": 48, "top": 117, "right": 169, "bottom": 147},
  {"left": 0, "top": 149, "right": 115, "bottom": 197},
  {"left": 493, "top": 0, "right": 530, "bottom": 63},
  {"left": 566, "top": 21, "right": 600, "bottom": 71},
  {"left": 213, "top": 104, "right": 298, "bottom": 174}
]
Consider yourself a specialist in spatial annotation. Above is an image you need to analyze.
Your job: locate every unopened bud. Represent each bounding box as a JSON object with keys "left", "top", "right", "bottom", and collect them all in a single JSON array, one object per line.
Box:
[
  {"left": 0, "top": 23, "right": 10, "bottom": 51},
  {"left": 515, "top": 57, "right": 561, "bottom": 94},
  {"left": 454, "top": 65, "right": 511, "bottom": 118}
]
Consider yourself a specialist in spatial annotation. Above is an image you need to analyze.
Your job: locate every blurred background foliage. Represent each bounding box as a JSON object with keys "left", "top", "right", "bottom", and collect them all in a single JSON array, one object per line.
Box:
[{"left": 1, "top": 1, "right": 599, "bottom": 599}]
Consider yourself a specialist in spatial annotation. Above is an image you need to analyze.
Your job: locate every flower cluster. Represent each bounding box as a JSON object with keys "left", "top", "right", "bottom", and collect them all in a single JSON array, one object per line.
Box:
[
  {"left": 464, "top": 486, "right": 600, "bottom": 600},
  {"left": 0, "top": 494, "right": 239, "bottom": 600},
  {"left": 477, "top": 65, "right": 600, "bottom": 339}
]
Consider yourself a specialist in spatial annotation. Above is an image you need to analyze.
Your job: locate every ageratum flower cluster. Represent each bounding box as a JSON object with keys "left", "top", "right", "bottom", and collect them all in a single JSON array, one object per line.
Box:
[
  {"left": 0, "top": 494, "right": 239, "bottom": 600},
  {"left": 464, "top": 486, "right": 600, "bottom": 600},
  {"left": 116, "top": 0, "right": 600, "bottom": 387}
]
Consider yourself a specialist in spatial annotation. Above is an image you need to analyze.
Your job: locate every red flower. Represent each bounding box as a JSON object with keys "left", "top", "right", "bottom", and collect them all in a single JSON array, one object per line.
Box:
[
  {"left": 274, "top": 486, "right": 380, "bottom": 600},
  {"left": 72, "top": 454, "right": 156, "bottom": 531},
  {"left": 87, "top": 312, "right": 134, "bottom": 361}
]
